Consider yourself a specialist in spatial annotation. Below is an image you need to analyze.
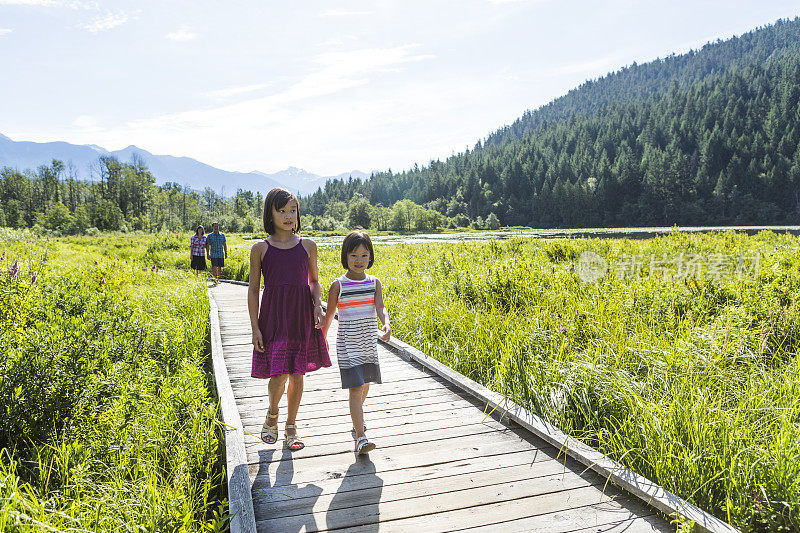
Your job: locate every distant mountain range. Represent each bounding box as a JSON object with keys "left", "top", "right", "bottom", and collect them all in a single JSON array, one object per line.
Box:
[{"left": 0, "top": 133, "right": 369, "bottom": 196}]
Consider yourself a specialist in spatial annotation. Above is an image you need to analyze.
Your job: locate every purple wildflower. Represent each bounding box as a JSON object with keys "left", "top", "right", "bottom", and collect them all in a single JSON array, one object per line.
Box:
[
  {"left": 31, "top": 272, "right": 37, "bottom": 284},
  {"left": 101, "top": 277, "right": 106, "bottom": 285},
  {"left": 9, "top": 260, "right": 18, "bottom": 280},
  {"left": 0, "top": 252, "right": 5, "bottom": 261}
]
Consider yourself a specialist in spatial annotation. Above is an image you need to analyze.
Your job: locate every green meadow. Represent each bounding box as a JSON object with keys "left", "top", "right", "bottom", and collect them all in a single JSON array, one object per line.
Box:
[
  {"left": 1, "top": 230, "right": 226, "bottom": 532},
  {"left": 3, "top": 229, "right": 799, "bottom": 531},
  {"left": 318, "top": 230, "right": 798, "bottom": 532}
]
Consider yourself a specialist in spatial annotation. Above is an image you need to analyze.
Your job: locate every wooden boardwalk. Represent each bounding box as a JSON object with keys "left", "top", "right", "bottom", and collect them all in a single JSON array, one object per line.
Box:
[{"left": 210, "top": 283, "right": 673, "bottom": 532}]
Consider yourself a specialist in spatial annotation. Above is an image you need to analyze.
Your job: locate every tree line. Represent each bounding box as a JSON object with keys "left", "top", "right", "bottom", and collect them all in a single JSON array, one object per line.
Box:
[{"left": 0, "top": 154, "right": 267, "bottom": 234}]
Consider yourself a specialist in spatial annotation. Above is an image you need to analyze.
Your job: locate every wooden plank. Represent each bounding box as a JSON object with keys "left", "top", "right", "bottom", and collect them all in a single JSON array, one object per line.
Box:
[
  {"left": 241, "top": 408, "right": 498, "bottom": 447},
  {"left": 238, "top": 395, "right": 474, "bottom": 424},
  {"left": 342, "top": 492, "right": 665, "bottom": 533},
  {"left": 256, "top": 479, "right": 620, "bottom": 532},
  {"left": 251, "top": 443, "right": 564, "bottom": 506},
  {"left": 238, "top": 401, "right": 485, "bottom": 436},
  {"left": 248, "top": 430, "right": 557, "bottom": 487},
  {"left": 229, "top": 373, "right": 443, "bottom": 397},
  {"left": 207, "top": 290, "right": 257, "bottom": 533},
  {"left": 235, "top": 383, "right": 456, "bottom": 409},
  {"left": 460, "top": 509, "right": 672, "bottom": 533},
  {"left": 229, "top": 374, "right": 441, "bottom": 397},
  {"left": 236, "top": 388, "right": 469, "bottom": 418},
  {"left": 239, "top": 392, "right": 485, "bottom": 421},
  {"left": 256, "top": 458, "right": 591, "bottom": 519},
  {"left": 244, "top": 417, "right": 509, "bottom": 463},
  {"left": 224, "top": 360, "right": 408, "bottom": 374}
]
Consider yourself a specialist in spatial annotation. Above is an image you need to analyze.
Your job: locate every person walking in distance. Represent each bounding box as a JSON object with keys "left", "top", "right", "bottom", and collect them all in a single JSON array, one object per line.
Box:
[
  {"left": 206, "top": 221, "right": 227, "bottom": 283},
  {"left": 189, "top": 225, "right": 207, "bottom": 275}
]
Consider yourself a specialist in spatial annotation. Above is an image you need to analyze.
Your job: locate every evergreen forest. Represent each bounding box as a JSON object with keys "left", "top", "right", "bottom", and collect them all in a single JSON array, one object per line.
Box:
[{"left": 304, "top": 18, "right": 800, "bottom": 228}]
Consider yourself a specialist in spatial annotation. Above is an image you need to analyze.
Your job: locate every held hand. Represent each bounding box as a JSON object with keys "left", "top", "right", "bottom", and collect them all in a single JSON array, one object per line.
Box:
[
  {"left": 252, "top": 329, "right": 264, "bottom": 353},
  {"left": 379, "top": 324, "right": 391, "bottom": 342},
  {"left": 313, "top": 304, "right": 325, "bottom": 329}
]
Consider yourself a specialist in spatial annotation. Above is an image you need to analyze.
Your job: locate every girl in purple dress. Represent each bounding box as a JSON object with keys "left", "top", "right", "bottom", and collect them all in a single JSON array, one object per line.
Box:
[{"left": 248, "top": 188, "right": 331, "bottom": 451}]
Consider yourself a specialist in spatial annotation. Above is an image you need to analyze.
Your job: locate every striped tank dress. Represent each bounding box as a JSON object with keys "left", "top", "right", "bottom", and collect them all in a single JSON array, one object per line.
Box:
[{"left": 336, "top": 274, "right": 382, "bottom": 388}]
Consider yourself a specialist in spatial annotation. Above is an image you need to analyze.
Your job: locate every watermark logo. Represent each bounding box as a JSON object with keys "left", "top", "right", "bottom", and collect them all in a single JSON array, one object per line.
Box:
[
  {"left": 577, "top": 251, "right": 608, "bottom": 282},
  {"left": 576, "top": 251, "right": 760, "bottom": 282}
]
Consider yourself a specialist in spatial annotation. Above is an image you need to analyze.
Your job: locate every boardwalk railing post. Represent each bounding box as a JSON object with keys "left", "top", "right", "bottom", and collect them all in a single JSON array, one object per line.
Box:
[{"left": 208, "top": 290, "right": 258, "bottom": 533}]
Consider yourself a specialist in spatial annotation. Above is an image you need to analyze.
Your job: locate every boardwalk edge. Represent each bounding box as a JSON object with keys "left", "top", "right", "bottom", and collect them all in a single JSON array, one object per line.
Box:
[
  {"left": 381, "top": 335, "right": 740, "bottom": 533},
  {"left": 208, "top": 290, "right": 258, "bottom": 533}
]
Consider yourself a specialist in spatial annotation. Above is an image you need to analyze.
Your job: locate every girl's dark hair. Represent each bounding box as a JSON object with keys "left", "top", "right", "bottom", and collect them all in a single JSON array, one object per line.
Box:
[
  {"left": 341, "top": 230, "right": 374, "bottom": 269},
  {"left": 263, "top": 188, "right": 301, "bottom": 235},
  {"left": 195, "top": 225, "right": 204, "bottom": 235}
]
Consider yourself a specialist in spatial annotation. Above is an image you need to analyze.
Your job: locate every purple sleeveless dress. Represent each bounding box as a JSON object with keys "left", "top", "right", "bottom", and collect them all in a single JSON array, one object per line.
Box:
[{"left": 251, "top": 239, "right": 331, "bottom": 378}]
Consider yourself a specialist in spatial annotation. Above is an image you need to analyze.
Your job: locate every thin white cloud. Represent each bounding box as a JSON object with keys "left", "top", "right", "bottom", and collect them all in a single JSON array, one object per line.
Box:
[
  {"left": 318, "top": 35, "right": 358, "bottom": 48},
  {"left": 81, "top": 12, "right": 128, "bottom": 33},
  {"left": 0, "top": 0, "right": 95, "bottom": 7},
  {"left": 67, "top": 44, "right": 438, "bottom": 173},
  {"left": 71, "top": 115, "right": 107, "bottom": 138},
  {"left": 0, "top": 28, "right": 12, "bottom": 36},
  {"left": 166, "top": 26, "right": 198, "bottom": 42},
  {"left": 207, "top": 83, "right": 273, "bottom": 100},
  {"left": 317, "top": 10, "right": 373, "bottom": 17},
  {"left": 72, "top": 114, "right": 101, "bottom": 129},
  {"left": 0, "top": 0, "right": 59, "bottom": 5}
]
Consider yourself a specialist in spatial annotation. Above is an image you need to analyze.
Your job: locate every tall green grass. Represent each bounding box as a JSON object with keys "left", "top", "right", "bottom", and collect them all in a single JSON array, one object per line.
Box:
[
  {"left": 320, "top": 230, "right": 798, "bottom": 532},
  {"left": 0, "top": 230, "right": 226, "bottom": 532}
]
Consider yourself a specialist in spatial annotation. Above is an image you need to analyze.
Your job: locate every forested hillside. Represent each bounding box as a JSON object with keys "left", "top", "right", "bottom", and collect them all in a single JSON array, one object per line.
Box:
[{"left": 305, "top": 18, "right": 800, "bottom": 228}]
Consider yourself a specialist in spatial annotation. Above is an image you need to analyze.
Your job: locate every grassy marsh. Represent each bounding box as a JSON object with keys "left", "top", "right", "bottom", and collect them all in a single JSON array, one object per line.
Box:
[
  {"left": 0, "top": 230, "right": 226, "bottom": 532},
  {"left": 4, "top": 228, "right": 800, "bottom": 531},
  {"left": 315, "top": 230, "right": 798, "bottom": 532}
]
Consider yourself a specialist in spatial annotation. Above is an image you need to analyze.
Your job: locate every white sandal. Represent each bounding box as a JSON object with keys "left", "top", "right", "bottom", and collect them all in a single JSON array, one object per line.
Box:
[
  {"left": 261, "top": 411, "right": 278, "bottom": 444},
  {"left": 285, "top": 424, "right": 305, "bottom": 451},
  {"left": 355, "top": 436, "right": 375, "bottom": 454}
]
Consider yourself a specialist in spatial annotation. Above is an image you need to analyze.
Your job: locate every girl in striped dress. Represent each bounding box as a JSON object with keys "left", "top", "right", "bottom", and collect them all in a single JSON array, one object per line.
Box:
[{"left": 324, "top": 230, "right": 391, "bottom": 454}]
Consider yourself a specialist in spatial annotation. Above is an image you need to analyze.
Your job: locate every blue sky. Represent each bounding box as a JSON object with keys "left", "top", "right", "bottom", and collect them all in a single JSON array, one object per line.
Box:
[{"left": 1, "top": 1, "right": 799, "bottom": 176}]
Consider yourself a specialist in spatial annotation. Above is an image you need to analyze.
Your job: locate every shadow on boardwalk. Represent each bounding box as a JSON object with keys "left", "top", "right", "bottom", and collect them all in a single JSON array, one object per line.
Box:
[
  {"left": 326, "top": 455, "right": 384, "bottom": 531},
  {"left": 253, "top": 448, "right": 323, "bottom": 532},
  {"left": 251, "top": 448, "right": 384, "bottom": 531}
]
